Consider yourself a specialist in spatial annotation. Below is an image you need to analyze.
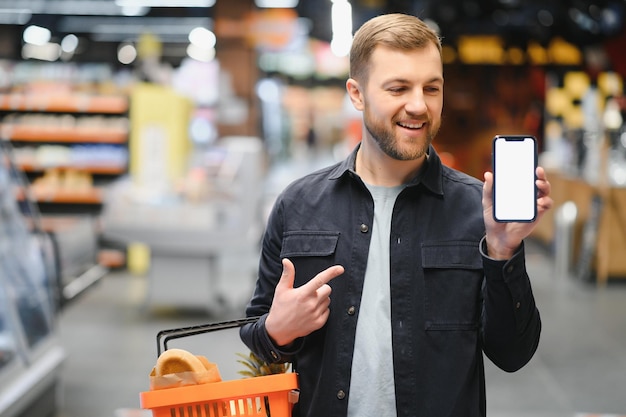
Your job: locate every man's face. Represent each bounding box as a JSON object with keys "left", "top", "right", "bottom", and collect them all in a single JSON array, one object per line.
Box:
[{"left": 349, "top": 43, "right": 444, "bottom": 161}]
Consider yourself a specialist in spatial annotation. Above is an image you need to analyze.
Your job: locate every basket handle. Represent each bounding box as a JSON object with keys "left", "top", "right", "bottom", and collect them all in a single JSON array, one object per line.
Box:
[{"left": 156, "top": 316, "right": 261, "bottom": 357}]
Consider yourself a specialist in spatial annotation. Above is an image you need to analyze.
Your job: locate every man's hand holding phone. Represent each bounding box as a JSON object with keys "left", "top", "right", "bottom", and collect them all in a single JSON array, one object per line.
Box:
[{"left": 482, "top": 135, "right": 553, "bottom": 260}]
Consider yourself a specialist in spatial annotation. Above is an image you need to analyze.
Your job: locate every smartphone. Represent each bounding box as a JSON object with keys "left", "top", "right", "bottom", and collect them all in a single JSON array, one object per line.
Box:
[{"left": 492, "top": 135, "right": 537, "bottom": 222}]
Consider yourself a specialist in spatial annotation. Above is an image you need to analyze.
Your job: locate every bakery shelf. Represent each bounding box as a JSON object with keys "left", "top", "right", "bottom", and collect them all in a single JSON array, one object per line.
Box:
[
  {"left": 2, "top": 126, "right": 128, "bottom": 144},
  {"left": 18, "top": 162, "right": 126, "bottom": 175},
  {"left": 31, "top": 188, "right": 103, "bottom": 204},
  {"left": 0, "top": 94, "right": 128, "bottom": 114},
  {"left": 0, "top": 75, "right": 128, "bottom": 306},
  {"left": 16, "top": 187, "right": 103, "bottom": 204},
  {"left": 0, "top": 84, "right": 129, "bottom": 218}
]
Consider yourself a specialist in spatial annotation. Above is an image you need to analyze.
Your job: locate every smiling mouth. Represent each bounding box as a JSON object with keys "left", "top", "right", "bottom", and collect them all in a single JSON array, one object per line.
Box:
[{"left": 397, "top": 121, "right": 425, "bottom": 129}]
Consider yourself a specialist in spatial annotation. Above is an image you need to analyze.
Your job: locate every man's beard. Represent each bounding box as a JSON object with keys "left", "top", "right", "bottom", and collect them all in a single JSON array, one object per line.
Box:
[{"left": 363, "top": 112, "right": 438, "bottom": 161}]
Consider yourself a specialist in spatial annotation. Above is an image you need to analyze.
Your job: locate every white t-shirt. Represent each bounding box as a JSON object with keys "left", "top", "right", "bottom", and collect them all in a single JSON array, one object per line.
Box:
[{"left": 347, "top": 183, "right": 404, "bottom": 417}]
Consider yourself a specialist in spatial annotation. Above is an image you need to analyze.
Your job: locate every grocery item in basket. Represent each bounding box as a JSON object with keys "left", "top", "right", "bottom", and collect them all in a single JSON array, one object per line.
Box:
[
  {"left": 150, "top": 348, "right": 222, "bottom": 390},
  {"left": 155, "top": 348, "right": 206, "bottom": 375}
]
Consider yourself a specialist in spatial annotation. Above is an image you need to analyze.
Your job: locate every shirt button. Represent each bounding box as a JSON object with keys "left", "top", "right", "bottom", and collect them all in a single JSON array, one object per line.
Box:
[
  {"left": 337, "top": 390, "right": 346, "bottom": 400},
  {"left": 506, "top": 265, "right": 514, "bottom": 274},
  {"left": 360, "top": 224, "right": 369, "bottom": 233},
  {"left": 347, "top": 306, "right": 356, "bottom": 315},
  {"left": 515, "top": 302, "right": 521, "bottom": 309}
]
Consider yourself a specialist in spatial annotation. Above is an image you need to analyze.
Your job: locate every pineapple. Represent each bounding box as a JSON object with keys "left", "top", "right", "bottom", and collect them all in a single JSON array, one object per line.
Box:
[
  {"left": 236, "top": 351, "right": 291, "bottom": 416},
  {"left": 236, "top": 351, "right": 290, "bottom": 377}
]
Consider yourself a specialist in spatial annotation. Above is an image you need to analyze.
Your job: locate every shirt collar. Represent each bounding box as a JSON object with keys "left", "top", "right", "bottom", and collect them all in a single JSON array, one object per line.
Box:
[{"left": 329, "top": 143, "right": 445, "bottom": 196}]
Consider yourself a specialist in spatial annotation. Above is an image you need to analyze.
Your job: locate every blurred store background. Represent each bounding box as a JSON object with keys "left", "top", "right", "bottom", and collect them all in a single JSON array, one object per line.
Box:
[{"left": 0, "top": 1, "right": 625, "bottom": 417}]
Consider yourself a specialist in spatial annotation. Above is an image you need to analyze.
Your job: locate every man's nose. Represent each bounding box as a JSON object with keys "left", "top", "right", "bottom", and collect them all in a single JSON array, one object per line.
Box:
[{"left": 405, "top": 89, "right": 427, "bottom": 114}]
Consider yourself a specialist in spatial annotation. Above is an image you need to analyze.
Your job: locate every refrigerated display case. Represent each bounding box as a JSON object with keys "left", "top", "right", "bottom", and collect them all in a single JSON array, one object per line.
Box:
[{"left": 0, "top": 142, "right": 65, "bottom": 417}]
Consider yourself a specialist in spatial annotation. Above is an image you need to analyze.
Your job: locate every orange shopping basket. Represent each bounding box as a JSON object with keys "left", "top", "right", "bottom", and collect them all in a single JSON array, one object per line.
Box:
[{"left": 140, "top": 317, "right": 299, "bottom": 417}]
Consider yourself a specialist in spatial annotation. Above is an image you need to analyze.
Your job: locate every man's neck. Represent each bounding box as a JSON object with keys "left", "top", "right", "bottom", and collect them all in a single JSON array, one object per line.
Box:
[{"left": 355, "top": 141, "right": 427, "bottom": 187}]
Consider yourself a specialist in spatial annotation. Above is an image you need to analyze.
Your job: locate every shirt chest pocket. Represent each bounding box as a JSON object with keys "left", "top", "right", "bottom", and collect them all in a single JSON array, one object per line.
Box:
[
  {"left": 421, "top": 242, "right": 483, "bottom": 331},
  {"left": 281, "top": 231, "right": 340, "bottom": 287}
]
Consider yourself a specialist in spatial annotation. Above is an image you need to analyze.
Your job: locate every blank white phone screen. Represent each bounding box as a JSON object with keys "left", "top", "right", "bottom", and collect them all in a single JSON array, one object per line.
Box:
[{"left": 493, "top": 137, "right": 536, "bottom": 222}]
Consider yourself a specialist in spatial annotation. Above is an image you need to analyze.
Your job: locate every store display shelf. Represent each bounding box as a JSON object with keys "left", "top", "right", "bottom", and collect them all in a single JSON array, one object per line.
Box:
[
  {"left": 16, "top": 187, "right": 103, "bottom": 204},
  {"left": 18, "top": 162, "right": 126, "bottom": 175},
  {"left": 0, "top": 94, "right": 128, "bottom": 114},
  {"left": 0, "top": 135, "right": 66, "bottom": 417},
  {"left": 2, "top": 126, "right": 128, "bottom": 143}
]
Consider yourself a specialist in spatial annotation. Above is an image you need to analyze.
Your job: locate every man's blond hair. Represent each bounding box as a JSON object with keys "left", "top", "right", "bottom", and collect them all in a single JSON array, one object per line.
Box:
[{"left": 349, "top": 13, "right": 442, "bottom": 83}]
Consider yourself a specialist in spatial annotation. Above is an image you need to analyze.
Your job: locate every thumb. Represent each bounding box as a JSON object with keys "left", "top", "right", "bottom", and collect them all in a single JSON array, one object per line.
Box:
[
  {"left": 483, "top": 171, "right": 493, "bottom": 193},
  {"left": 482, "top": 172, "right": 493, "bottom": 202},
  {"left": 276, "top": 258, "right": 295, "bottom": 292}
]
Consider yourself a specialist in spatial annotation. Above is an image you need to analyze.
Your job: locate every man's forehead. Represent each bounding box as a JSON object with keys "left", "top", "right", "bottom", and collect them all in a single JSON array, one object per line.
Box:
[{"left": 368, "top": 45, "right": 443, "bottom": 80}]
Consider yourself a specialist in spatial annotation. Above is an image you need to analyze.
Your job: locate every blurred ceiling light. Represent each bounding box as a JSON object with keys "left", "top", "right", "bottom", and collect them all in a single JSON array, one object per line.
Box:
[
  {"left": 569, "top": 7, "right": 600, "bottom": 34},
  {"left": 537, "top": 9, "right": 554, "bottom": 27},
  {"left": 23, "top": 25, "right": 52, "bottom": 46},
  {"left": 330, "top": 0, "right": 352, "bottom": 57},
  {"left": 256, "top": 78, "right": 281, "bottom": 103},
  {"left": 22, "top": 43, "right": 61, "bottom": 61},
  {"left": 188, "top": 27, "right": 216, "bottom": 48},
  {"left": 117, "top": 43, "right": 137, "bottom": 64},
  {"left": 189, "top": 116, "right": 217, "bottom": 145},
  {"left": 603, "top": 98, "right": 622, "bottom": 130},
  {"left": 255, "top": 0, "right": 299, "bottom": 7},
  {"left": 330, "top": 35, "right": 351, "bottom": 57},
  {"left": 601, "top": 7, "right": 621, "bottom": 33},
  {"left": 115, "top": 0, "right": 215, "bottom": 7},
  {"left": 60, "top": 34, "right": 79, "bottom": 53},
  {"left": 186, "top": 43, "right": 215, "bottom": 62},
  {"left": 187, "top": 26, "right": 217, "bottom": 62}
]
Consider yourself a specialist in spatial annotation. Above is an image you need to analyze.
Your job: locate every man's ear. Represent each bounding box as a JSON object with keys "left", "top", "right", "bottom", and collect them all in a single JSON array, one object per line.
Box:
[{"left": 346, "top": 78, "right": 364, "bottom": 111}]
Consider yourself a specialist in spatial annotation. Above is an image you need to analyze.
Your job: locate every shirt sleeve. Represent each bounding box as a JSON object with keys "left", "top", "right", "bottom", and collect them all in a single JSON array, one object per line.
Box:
[
  {"left": 479, "top": 236, "right": 542, "bottom": 372},
  {"left": 239, "top": 314, "right": 303, "bottom": 364}
]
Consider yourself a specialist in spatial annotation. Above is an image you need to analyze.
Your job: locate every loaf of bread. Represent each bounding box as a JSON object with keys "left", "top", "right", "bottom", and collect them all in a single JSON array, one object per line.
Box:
[
  {"left": 155, "top": 348, "right": 207, "bottom": 376},
  {"left": 150, "top": 348, "right": 222, "bottom": 389}
]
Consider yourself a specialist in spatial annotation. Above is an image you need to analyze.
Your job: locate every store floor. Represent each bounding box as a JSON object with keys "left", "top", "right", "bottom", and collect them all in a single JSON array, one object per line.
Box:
[{"left": 52, "top": 152, "right": 626, "bottom": 417}]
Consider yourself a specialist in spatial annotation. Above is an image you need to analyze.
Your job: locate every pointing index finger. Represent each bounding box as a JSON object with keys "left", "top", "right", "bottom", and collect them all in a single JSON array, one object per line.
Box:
[{"left": 304, "top": 265, "right": 344, "bottom": 292}]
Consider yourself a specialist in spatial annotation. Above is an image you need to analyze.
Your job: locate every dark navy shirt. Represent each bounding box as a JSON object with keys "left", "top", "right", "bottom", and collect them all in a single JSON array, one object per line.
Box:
[{"left": 241, "top": 144, "right": 541, "bottom": 417}]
